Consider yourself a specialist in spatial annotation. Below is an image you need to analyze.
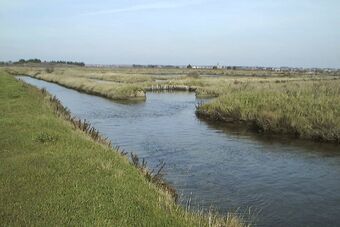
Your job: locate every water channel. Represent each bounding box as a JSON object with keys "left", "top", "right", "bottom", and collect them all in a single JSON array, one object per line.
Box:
[{"left": 18, "top": 76, "right": 340, "bottom": 227}]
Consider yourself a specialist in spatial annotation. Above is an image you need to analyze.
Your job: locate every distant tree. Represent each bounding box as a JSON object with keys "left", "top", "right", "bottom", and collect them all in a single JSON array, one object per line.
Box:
[
  {"left": 27, "top": 58, "right": 41, "bottom": 63},
  {"left": 212, "top": 66, "right": 218, "bottom": 70},
  {"left": 12, "top": 59, "right": 84, "bottom": 66},
  {"left": 187, "top": 64, "right": 192, "bottom": 69},
  {"left": 49, "top": 60, "right": 85, "bottom": 67}
]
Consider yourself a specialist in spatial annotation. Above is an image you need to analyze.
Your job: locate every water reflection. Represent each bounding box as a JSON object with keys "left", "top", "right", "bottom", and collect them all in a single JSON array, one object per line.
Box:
[{"left": 199, "top": 118, "right": 340, "bottom": 156}]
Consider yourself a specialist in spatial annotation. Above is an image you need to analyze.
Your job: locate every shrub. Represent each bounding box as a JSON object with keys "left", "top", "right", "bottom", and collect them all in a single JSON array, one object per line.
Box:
[
  {"left": 187, "top": 71, "right": 200, "bottom": 78},
  {"left": 45, "top": 67, "right": 54, "bottom": 73}
]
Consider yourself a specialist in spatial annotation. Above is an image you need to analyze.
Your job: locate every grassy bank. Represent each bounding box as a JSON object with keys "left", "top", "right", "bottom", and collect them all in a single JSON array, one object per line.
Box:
[
  {"left": 6, "top": 66, "right": 340, "bottom": 100},
  {"left": 6, "top": 67, "right": 146, "bottom": 101},
  {"left": 196, "top": 80, "right": 340, "bottom": 143},
  {"left": 35, "top": 75, "right": 146, "bottom": 101},
  {"left": 5, "top": 65, "right": 340, "bottom": 143},
  {"left": 0, "top": 71, "right": 246, "bottom": 226}
]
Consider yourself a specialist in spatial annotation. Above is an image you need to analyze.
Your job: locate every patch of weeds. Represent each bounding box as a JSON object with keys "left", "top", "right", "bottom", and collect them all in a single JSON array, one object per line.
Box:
[
  {"left": 45, "top": 67, "right": 54, "bottom": 73},
  {"left": 187, "top": 71, "right": 200, "bottom": 78},
  {"left": 9, "top": 93, "right": 21, "bottom": 99},
  {"left": 34, "top": 132, "right": 58, "bottom": 144}
]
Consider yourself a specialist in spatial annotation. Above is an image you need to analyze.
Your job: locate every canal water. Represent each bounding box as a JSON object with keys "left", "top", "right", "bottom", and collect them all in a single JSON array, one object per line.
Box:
[{"left": 18, "top": 76, "right": 340, "bottom": 227}]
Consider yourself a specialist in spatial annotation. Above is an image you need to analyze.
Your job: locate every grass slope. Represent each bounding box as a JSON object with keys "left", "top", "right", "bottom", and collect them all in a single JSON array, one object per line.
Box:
[{"left": 0, "top": 72, "right": 245, "bottom": 226}]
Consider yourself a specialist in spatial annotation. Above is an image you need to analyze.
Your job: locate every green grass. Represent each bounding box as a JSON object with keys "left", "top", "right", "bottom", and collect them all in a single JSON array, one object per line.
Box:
[
  {"left": 0, "top": 71, "right": 246, "bottom": 226},
  {"left": 196, "top": 80, "right": 340, "bottom": 143}
]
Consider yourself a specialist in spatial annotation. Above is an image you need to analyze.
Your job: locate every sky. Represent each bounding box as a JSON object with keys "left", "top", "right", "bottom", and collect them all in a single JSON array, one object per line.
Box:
[{"left": 1, "top": 0, "right": 340, "bottom": 68}]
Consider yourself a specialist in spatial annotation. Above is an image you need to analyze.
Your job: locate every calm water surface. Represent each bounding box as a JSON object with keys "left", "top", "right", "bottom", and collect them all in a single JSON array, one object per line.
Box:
[{"left": 18, "top": 76, "right": 340, "bottom": 227}]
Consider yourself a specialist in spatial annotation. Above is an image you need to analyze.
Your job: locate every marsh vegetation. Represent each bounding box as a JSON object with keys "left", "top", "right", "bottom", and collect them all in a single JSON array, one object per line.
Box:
[
  {"left": 6, "top": 65, "right": 340, "bottom": 143},
  {"left": 196, "top": 80, "right": 340, "bottom": 143}
]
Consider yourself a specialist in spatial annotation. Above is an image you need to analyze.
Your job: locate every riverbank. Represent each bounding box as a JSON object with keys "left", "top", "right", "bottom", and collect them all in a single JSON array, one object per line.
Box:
[
  {"left": 6, "top": 66, "right": 340, "bottom": 100},
  {"left": 5, "top": 65, "right": 340, "bottom": 143},
  {"left": 0, "top": 71, "right": 246, "bottom": 226},
  {"left": 196, "top": 80, "right": 340, "bottom": 143}
]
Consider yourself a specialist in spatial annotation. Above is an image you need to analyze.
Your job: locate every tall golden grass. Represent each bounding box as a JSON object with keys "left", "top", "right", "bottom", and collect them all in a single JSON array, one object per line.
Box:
[{"left": 197, "top": 80, "right": 340, "bottom": 143}]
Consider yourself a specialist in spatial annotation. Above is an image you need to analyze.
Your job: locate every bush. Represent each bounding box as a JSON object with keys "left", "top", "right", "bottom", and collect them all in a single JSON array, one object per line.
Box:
[
  {"left": 45, "top": 67, "right": 54, "bottom": 73},
  {"left": 187, "top": 71, "right": 200, "bottom": 78}
]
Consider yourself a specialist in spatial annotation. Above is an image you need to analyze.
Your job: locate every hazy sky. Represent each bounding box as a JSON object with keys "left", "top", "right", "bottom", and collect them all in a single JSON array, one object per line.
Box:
[{"left": 1, "top": 0, "right": 339, "bottom": 67}]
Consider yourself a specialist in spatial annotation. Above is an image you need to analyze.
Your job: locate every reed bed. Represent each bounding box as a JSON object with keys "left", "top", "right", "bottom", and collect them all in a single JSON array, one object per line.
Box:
[
  {"left": 196, "top": 80, "right": 340, "bottom": 143},
  {"left": 38, "top": 73, "right": 146, "bottom": 100},
  {"left": 6, "top": 66, "right": 340, "bottom": 100}
]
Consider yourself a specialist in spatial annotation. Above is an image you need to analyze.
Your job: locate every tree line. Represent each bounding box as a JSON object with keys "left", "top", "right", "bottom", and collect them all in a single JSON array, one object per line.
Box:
[{"left": 0, "top": 59, "right": 85, "bottom": 67}]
